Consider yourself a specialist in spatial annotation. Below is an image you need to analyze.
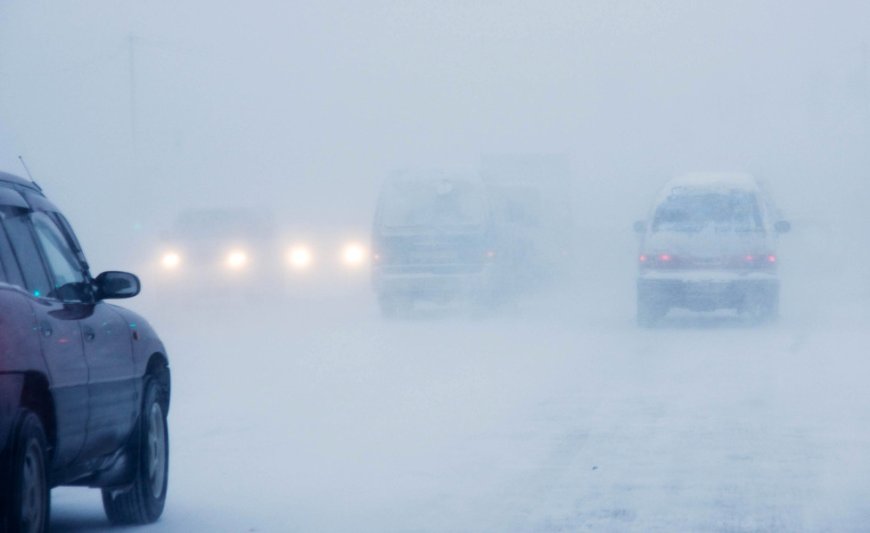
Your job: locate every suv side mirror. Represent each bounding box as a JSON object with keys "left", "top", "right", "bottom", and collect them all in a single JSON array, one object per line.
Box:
[
  {"left": 633, "top": 221, "right": 646, "bottom": 234},
  {"left": 774, "top": 220, "right": 791, "bottom": 233},
  {"left": 95, "top": 271, "right": 141, "bottom": 300}
]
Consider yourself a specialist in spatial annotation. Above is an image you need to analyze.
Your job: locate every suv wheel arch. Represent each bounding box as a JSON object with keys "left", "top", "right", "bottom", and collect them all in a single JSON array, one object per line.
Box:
[{"left": 19, "top": 372, "right": 56, "bottom": 461}]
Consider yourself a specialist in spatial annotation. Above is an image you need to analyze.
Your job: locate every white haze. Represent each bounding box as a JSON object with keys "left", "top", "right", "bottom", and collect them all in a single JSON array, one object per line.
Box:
[{"left": 1, "top": 1, "right": 869, "bottom": 531}]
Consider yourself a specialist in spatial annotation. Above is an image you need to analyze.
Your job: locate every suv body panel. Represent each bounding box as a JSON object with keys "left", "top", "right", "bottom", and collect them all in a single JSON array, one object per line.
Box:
[{"left": 0, "top": 171, "right": 169, "bottom": 491}]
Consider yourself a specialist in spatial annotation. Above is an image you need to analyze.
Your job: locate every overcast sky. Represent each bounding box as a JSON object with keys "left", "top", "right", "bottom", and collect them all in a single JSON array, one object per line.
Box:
[{"left": 1, "top": 1, "right": 868, "bottom": 267}]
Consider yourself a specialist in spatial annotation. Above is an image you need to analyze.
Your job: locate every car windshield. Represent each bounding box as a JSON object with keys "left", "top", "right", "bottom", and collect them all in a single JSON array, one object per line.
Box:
[
  {"left": 170, "top": 209, "right": 274, "bottom": 242},
  {"left": 379, "top": 179, "right": 487, "bottom": 229},
  {"left": 652, "top": 191, "right": 762, "bottom": 233}
]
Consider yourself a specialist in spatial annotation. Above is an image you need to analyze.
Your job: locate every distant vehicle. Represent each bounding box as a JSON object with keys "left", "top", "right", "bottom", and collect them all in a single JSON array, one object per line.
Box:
[
  {"left": 371, "top": 171, "right": 499, "bottom": 317},
  {"left": 481, "top": 154, "right": 575, "bottom": 288},
  {"left": 153, "top": 209, "right": 369, "bottom": 293},
  {"left": 277, "top": 223, "right": 370, "bottom": 279},
  {"left": 0, "top": 171, "right": 170, "bottom": 531},
  {"left": 154, "top": 207, "right": 279, "bottom": 287},
  {"left": 634, "top": 173, "right": 790, "bottom": 326}
]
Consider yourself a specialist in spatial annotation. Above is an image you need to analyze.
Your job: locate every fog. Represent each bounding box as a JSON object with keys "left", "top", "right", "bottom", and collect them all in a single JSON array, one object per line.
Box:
[{"left": 1, "top": 1, "right": 869, "bottom": 531}]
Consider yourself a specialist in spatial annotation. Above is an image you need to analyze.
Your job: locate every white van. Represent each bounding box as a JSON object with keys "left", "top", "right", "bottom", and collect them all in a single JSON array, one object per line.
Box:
[{"left": 371, "top": 172, "right": 498, "bottom": 317}]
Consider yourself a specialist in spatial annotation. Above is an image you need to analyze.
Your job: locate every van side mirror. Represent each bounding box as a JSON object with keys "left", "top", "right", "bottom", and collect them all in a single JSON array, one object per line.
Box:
[
  {"left": 95, "top": 271, "right": 141, "bottom": 299},
  {"left": 774, "top": 220, "right": 791, "bottom": 233},
  {"left": 633, "top": 221, "right": 646, "bottom": 233}
]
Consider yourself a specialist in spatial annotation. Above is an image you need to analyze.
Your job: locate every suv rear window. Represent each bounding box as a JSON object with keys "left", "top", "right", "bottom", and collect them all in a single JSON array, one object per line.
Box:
[{"left": 652, "top": 191, "right": 763, "bottom": 233}]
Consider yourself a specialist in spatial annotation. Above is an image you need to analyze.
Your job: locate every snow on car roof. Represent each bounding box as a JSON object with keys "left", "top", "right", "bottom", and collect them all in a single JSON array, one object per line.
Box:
[
  {"left": 385, "top": 168, "right": 481, "bottom": 186},
  {"left": 666, "top": 172, "right": 759, "bottom": 191},
  {"left": 656, "top": 172, "right": 760, "bottom": 202}
]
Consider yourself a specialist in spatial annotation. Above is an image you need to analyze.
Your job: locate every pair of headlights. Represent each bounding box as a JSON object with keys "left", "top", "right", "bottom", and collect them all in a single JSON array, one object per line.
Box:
[
  {"left": 287, "top": 243, "right": 368, "bottom": 269},
  {"left": 284, "top": 243, "right": 367, "bottom": 268},
  {"left": 160, "top": 243, "right": 368, "bottom": 272}
]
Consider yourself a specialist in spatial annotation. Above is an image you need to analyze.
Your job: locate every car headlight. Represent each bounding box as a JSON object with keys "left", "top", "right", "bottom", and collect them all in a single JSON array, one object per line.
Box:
[
  {"left": 161, "top": 251, "right": 182, "bottom": 270},
  {"left": 288, "top": 245, "right": 313, "bottom": 269},
  {"left": 341, "top": 242, "right": 366, "bottom": 267},
  {"left": 225, "top": 249, "right": 249, "bottom": 270}
]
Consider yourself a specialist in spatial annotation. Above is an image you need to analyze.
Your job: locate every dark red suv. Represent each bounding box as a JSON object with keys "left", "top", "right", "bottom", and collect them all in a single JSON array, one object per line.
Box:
[{"left": 0, "top": 171, "right": 170, "bottom": 532}]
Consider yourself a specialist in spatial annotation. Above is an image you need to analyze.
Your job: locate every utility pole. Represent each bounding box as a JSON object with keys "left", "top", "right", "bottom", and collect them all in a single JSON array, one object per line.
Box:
[
  {"left": 862, "top": 42, "right": 869, "bottom": 127},
  {"left": 128, "top": 33, "right": 138, "bottom": 155},
  {"left": 861, "top": 42, "right": 869, "bottom": 211}
]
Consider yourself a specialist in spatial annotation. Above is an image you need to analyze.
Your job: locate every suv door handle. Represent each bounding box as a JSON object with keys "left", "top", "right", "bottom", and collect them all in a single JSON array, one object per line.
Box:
[
  {"left": 39, "top": 321, "right": 52, "bottom": 338},
  {"left": 83, "top": 326, "right": 96, "bottom": 342}
]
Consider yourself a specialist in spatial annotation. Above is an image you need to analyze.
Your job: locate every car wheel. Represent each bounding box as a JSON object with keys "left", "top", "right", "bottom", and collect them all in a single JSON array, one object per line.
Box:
[
  {"left": 637, "top": 296, "right": 666, "bottom": 327},
  {"left": 379, "top": 294, "right": 412, "bottom": 319},
  {"left": 378, "top": 294, "right": 398, "bottom": 318},
  {"left": 102, "top": 376, "right": 169, "bottom": 525},
  {"left": 742, "top": 291, "right": 779, "bottom": 324},
  {"left": 2, "top": 410, "right": 50, "bottom": 533}
]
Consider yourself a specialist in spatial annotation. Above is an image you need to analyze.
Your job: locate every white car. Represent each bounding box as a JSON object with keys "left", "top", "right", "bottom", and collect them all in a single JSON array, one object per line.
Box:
[{"left": 634, "top": 173, "right": 790, "bottom": 326}]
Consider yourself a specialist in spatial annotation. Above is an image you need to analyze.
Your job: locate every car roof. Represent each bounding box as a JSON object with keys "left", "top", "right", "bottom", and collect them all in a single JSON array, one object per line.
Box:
[
  {"left": 386, "top": 168, "right": 481, "bottom": 184},
  {"left": 168, "top": 207, "right": 275, "bottom": 241},
  {"left": 655, "top": 172, "right": 761, "bottom": 202},
  {"left": 664, "top": 172, "right": 759, "bottom": 192},
  {"left": 0, "top": 171, "right": 41, "bottom": 191}
]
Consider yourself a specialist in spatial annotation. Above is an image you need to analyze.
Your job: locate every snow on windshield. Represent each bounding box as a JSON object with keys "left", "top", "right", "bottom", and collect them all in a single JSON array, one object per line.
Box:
[{"left": 652, "top": 191, "right": 763, "bottom": 233}]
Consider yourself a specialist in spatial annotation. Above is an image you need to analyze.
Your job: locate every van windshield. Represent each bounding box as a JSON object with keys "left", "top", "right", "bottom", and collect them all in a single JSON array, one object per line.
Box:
[
  {"left": 379, "top": 179, "right": 487, "bottom": 229},
  {"left": 652, "top": 191, "right": 763, "bottom": 233}
]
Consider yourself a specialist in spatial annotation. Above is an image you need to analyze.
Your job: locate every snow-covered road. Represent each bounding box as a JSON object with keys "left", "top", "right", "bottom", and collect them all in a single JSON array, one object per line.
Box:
[{"left": 48, "top": 265, "right": 870, "bottom": 532}]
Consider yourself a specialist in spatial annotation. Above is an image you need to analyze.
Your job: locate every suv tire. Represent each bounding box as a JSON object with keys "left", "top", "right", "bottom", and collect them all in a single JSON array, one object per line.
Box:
[
  {"left": 102, "top": 376, "right": 169, "bottom": 525},
  {"left": 2, "top": 410, "right": 50, "bottom": 533}
]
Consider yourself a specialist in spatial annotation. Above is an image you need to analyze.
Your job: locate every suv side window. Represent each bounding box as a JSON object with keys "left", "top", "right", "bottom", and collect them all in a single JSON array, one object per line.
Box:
[
  {"left": 2, "top": 208, "right": 52, "bottom": 298},
  {"left": 30, "top": 211, "right": 88, "bottom": 301},
  {"left": 0, "top": 215, "right": 20, "bottom": 285}
]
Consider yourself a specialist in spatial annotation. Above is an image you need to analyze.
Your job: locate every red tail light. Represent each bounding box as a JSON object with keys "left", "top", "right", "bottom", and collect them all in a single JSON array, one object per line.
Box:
[
  {"left": 640, "top": 252, "right": 778, "bottom": 270},
  {"left": 639, "top": 252, "right": 678, "bottom": 268},
  {"left": 740, "top": 253, "right": 777, "bottom": 269}
]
